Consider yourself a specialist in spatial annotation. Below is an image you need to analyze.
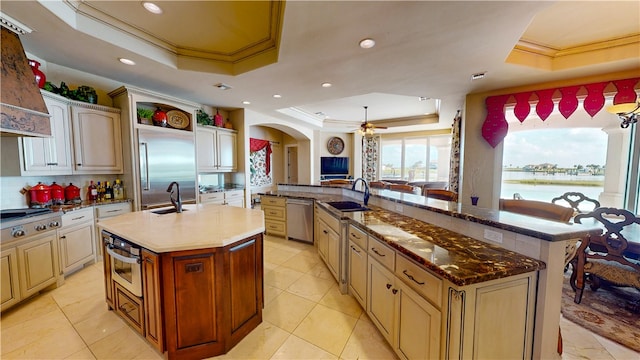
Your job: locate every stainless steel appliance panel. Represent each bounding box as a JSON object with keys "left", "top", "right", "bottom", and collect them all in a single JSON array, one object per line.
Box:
[
  {"left": 286, "top": 199, "right": 314, "bottom": 244},
  {"left": 138, "top": 128, "right": 196, "bottom": 209}
]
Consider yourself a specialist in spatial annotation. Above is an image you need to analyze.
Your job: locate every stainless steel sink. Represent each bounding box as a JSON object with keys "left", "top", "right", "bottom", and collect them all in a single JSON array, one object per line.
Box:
[
  {"left": 151, "top": 208, "right": 188, "bottom": 215},
  {"left": 325, "top": 201, "right": 369, "bottom": 212}
]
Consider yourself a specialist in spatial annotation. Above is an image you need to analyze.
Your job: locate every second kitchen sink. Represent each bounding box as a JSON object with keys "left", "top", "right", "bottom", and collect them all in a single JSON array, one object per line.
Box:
[{"left": 325, "top": 201, "right": 369, "bottom": 212}]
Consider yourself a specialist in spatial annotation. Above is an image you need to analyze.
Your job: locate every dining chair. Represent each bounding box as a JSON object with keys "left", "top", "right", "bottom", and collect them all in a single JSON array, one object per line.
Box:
[
  {"left": 499, "top": 199, "right": 574, "bottom": 222},
  {"left": 425, "top": 189, "right": 458, "bottom": 201},
  {"left": 388, "top": 184, "right": 419, "bottom": 194},
  {"left": 551, "top": 191, "right": 601, "bottom": 214},
  {"left": 571, "top": 207, "right": 640, "bottom": 304},
  {"left": 369, "top": 181, "right": 389, "bottom": 189}
]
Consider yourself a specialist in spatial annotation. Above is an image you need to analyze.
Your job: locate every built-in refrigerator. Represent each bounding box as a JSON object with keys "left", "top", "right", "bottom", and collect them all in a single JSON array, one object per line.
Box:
[{"left": 138, "top": 128, "right": 196, "bottom": 209}]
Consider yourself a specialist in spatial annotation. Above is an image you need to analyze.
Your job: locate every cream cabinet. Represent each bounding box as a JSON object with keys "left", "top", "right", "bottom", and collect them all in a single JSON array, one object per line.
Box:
[
  {"left": 59, "top": 208, "right": 95, "bottom": 275},
  {"left": 1, "top": 248, "right": 20, "bottom": 311},
  {"left": 395, "top": 279, "right": 441, "bottom": 360},
  {"left": 261, "top": 195, "right": 286, "bottom": 237},
  {"left": 17, "top": 232, "right": 59, "bottom": 300},
  {"left": 348, "top": 225, "right": 368, "bottom": 309},
  {"left": 20, "top": 93, "right": 73, "bottom": 175},
  {"left": 200, "top": 190, "right": 245, "bottom": 207},
  {"left": 196, "top": 126, "right": 237, "bottom": 172},
  {"left": 315, "top": 206, "right": 342, "bottom": 283},
  {"left": 71, "top": 105, "right": 123, "bottom": 174},
  {"left": 368, "top": 254, "right": 396, "bottom": 343}
]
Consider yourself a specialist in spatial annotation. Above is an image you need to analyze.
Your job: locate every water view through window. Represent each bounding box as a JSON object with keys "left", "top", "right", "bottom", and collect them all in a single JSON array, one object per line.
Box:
[{"left": 501, "top": 128, "right": 607, "bottom": 209}]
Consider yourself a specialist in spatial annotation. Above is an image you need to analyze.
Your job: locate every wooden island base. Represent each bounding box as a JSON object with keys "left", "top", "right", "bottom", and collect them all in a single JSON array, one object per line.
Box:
[{"left": 103, "top": 233, "right": 263, "bottom": 360}]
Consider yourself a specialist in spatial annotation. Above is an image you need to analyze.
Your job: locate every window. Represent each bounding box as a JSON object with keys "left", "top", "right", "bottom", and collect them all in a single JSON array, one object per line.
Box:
[{"left": 380, "top": 135, "right": 451, "bottom": 182}]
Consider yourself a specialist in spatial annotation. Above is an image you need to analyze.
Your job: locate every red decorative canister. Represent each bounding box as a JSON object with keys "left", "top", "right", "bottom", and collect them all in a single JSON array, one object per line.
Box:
[
  {"left": 65, "top": 183, "right": 82, "bottom": 204},
  {"left": 29, "top": 182, "right": 51, "bottom": 208},
  {"left": 152, "top": 107, "right": 167, "bottom": 127},
  {"left": 49, "top": 182, "right": 65, "bottom": 205}
]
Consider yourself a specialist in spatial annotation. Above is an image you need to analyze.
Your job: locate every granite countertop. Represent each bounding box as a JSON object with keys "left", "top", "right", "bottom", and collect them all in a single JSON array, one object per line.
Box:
[
  {"left": 260, "top": 191, "right": 546, "bottom": 286},
  {"left": 98, "top": 204, "right": 264, "bottom": 253}
]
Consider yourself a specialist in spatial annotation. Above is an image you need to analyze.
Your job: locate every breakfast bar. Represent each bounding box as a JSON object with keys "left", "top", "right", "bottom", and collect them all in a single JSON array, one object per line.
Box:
[{"left": 97, "top": 204, "right": 265, "bottom": 360}]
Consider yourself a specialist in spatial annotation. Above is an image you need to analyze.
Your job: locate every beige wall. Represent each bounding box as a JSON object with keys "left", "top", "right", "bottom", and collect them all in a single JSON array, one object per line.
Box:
[
  {"left": 315, "top": 131, "right": 355, "bottom": 180},
  {"left": 461, "top": 69, "right": 640, "bottom": 208}
]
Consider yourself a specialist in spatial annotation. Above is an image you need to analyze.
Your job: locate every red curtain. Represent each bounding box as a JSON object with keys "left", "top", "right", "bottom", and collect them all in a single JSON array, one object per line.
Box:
[
  {"left": 250, "top": 138, "right": 272, "bottom": 173},
  {"left": 482, "top": 77, "right": 639, "bottom": 148}
]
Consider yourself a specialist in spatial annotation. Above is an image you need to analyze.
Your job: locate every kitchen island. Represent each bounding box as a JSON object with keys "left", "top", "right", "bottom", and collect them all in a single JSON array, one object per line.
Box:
[{"left": 97, "top": 204, "right": 265, "bottom": 360}]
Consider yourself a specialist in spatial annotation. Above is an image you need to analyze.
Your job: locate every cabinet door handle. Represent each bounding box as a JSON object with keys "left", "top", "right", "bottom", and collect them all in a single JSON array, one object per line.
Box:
[
  {"left": 350, "top": 232, "right": 361, "bottom": 239},
  {"left": 46, "top": 162, "right": 58, "bottom": 166},
  {"left": 351, "top": 246, "right": 361, "bottom": 254},
  {"left": 59, "top": 235, "right": 66, "bottom": 239},
  {"left": 323, "top": 230, "right": 328, "bottom": 234},
  {"left": 372, "top": 248, "right": 386, "bottom": 257},
  {"left": 392, "top": 289, "right": 398, "bottom": 294},
  {"left": 386, "top": 283, "right": 392, "bottom": 289},
  {"left": 72, "top": 216, "right": 85, "bottom": 221},
  {"left": 106, "top": 209, "right": 121, "bottom": 213},
  {"left": 77, "top": 163, "right": 82, "bottom": 166},
  {"left": 403, "top": 270, "right": 425, "bottom": 285}
]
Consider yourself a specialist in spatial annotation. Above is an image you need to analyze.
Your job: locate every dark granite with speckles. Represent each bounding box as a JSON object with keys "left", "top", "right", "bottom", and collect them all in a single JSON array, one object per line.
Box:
[{"left": 260, "top": 190, "right": 547, "bottom": 286}]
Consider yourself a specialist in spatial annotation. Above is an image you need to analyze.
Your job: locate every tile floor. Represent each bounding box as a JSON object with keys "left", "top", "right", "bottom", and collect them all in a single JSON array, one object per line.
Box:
[{"left": 2, "top": 234, "right": 639, "bottom": 359}]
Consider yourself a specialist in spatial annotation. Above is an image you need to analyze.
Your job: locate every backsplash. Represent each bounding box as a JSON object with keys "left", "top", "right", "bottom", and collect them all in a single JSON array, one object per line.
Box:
[{"left": 0, "top": 175, "right": 127, "bottom": 209}]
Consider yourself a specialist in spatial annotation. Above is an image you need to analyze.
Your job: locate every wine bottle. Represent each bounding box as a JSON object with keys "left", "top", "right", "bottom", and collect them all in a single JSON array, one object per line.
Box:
[
  {"left": 88, "top": 180, "right": 97, "bottom": 202},
  {"left": 113, "top": 179, "right": 124, "bottom": 200},
  {"left": 105, "top": 181, "right": 113, "bottom": 200}
]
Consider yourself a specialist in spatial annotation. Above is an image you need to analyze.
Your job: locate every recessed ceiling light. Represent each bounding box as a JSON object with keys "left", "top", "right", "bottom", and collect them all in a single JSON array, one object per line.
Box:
[
  {"left": 142, "top": 2, "right": 163, "bottom": 14},
  {"left": 321, "top": 82, "right": 332, "bottom": 88},
  {"left": 242, "top": 101, "right": 251, "bottom": 105},
  {"left": 471, "top": 72, "right": 486, "bottom": 80},
  {"left": 273, "top": 94, "right": 282, "bottom": 98},
  {"left": 359, "top": 38, "right": 376, "bottom": 49},
  {"left": 118, "top": 58, "right": 136, "bottom": 66},
  {"left": 214, "top": 83, "right": 232, "bottom": 90}
]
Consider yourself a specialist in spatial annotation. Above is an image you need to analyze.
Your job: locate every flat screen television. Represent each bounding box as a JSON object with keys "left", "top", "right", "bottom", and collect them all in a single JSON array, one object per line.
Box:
[{"left": 321, "top": 156, "right": 349, "bottom": 175}]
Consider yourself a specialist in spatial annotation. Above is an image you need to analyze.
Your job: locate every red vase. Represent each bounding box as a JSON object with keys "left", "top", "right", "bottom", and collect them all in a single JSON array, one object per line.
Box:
[
  {"left": 28, "top": 59, "right": 46, "bottom": 88},
  {"left": 152, "top": 107, "right": 167, "bottom": 127}
]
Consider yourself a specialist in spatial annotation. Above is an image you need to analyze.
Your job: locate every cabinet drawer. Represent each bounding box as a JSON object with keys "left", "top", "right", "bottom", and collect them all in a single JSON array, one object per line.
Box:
[
  {"left": 348, "top": 224, "right": 367, "bottom": 249},
  {"left": 395, "top": 254, "right": 442, "bottom": 308},
  {"left": 62, "top": 207, "right": 94, "bottom": 227},
  {"left": 262, "top": 206, "right": 285, "bottom": 220},
  {"left": 200, "top": 192, "right": 225, "bottom": 203},
  {"left": 114, "top": 282, "right": 144, "bottom": 334},
  {"left": 317, "top": 207, "right": 340, "bottom": 234},
  {"left": 368, "top": 236, "right": 395, "bottom": 271},
  {"left": 224, "top": 190, "right": 244, "bottom": 199},
  {"left": 261, "top": 196, "right": 286, "bottom": 207},
  {"left": 95, "top": 202, "right": 131, "bottom": 219},
  {"left": 265, "top": 220, "right": 286, "bottom": 236}
]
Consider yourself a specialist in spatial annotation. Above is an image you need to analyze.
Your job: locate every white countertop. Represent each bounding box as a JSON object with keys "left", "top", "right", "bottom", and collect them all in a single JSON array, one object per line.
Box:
[{"left": 97, "top": 204, "right": 265, "bottom": 252}]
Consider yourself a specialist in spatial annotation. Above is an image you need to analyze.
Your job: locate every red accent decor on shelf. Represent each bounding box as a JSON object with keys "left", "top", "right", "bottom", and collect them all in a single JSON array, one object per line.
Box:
[
  {"left": 481, "top": 95, "right": 509, "bottom": 148},
  {"left": 28, "top": 59, "right": 46, "bottom": 88},
  {"left": 558, "top": 86, "right": 581, "bottom": 119}
]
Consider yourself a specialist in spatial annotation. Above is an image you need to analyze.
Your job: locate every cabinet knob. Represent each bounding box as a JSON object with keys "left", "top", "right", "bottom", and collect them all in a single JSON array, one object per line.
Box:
[
  {"left": 76, "top": 163, "right": 82, "bottom": 166},
  {"left": 386, "top": 283, "right": 392, "bottom": 289},
  {"left": 392, "top": 289, "right": 398, "bottom": 294}
]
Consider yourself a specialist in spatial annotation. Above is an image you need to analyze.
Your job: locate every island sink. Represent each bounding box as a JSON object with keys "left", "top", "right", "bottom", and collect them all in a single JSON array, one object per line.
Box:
[
  {"left": 326, "top": 201, "right": 369, "bottom": 212},
  {"left": 151, "top": 208, "right": 188, "bottom": 215}
]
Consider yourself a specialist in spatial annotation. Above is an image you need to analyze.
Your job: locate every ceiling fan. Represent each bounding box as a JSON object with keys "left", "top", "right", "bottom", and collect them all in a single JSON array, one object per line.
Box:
[{"left": 357, "top": 106, "right": 387, "bottom": 136}]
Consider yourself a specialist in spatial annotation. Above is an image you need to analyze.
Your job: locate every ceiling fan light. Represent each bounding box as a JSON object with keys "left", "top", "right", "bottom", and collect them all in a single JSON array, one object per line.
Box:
[{"left": 607, "top": 102, "right": 640, "bottom": 128}]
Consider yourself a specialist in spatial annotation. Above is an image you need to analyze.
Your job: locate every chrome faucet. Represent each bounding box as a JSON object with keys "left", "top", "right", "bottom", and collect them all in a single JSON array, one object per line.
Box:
[
  {"left": 167, "top": 181, "right": 182, "bottom": 213},
  {"left": 351, "top": 178, "right": 370, "bottom": 206}
]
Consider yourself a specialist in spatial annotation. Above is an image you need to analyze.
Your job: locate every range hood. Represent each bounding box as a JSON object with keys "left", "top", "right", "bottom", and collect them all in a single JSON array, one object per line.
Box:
[{"left": 0, "top": 17, "right": 51, "bottom": 138}]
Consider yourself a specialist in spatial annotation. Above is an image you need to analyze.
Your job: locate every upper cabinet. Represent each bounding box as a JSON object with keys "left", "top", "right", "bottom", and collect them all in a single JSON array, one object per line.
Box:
[
  {"left": 71, "top": 105, "right": 123, "bottom": 174},
  {"left": 20, "top": 94, "right": 73, "bottom": 175},
  {"left": 1, "top": 91, "right": 123, "bottom": 176},
  {"left": 196, "top": 125, "right": 237, "bottom": 172}
]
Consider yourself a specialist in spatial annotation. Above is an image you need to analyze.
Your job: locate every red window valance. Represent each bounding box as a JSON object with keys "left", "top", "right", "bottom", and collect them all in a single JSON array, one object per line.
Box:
[
  {"left": 481, "top": 77, "right": 640, "bottom": 148},
  {"left": 250, "top": 138, "right": 272, "bottom": 173}
]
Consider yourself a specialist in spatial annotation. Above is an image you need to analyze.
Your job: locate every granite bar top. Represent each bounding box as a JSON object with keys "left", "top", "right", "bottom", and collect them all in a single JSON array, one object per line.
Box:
[
  {"left": 270, "top": 184, "right": 602, "bottom": 242},
  {"left": 98, "top": 204, "right": 265, "bottom": 253},
  {"left": 260, "top": 190, "right": 546, "bottom": 286}
]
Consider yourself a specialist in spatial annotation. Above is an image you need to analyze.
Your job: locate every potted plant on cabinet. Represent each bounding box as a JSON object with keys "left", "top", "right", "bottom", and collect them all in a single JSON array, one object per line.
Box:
[{"left": 137, "top": 108, "right": 154, "bottom": 125}]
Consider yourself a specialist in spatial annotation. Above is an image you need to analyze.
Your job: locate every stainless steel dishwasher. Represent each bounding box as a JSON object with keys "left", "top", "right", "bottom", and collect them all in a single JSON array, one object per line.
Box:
[{"left": 286, "top": 198, "right": 314, "bottom": 244}]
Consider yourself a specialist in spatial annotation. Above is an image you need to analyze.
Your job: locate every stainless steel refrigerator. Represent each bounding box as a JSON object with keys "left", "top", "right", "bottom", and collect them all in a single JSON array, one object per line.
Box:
[{"left": 138, "top": 128, "right": 196, "bottom": 209}]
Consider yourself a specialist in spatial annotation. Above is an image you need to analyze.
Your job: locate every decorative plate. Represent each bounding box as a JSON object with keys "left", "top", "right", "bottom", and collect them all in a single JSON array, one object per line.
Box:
[
  {"left": 327, "top": 136, "right": 344, "bottom": 155},
  {"left": 166, "top": 110, "right": 190, "bottom": 129}
]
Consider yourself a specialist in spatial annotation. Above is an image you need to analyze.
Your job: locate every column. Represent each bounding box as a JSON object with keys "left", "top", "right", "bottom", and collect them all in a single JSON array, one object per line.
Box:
[{"left": 599, "top": 125, "right": 631, "bottom": 207}]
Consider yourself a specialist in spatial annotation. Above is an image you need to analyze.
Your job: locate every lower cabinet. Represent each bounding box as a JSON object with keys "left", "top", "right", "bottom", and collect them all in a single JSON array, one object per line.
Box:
[
  {"left": 261, "top": 196, "right": 286, "bottom": 237},
  {"left": 353, "top": 229, "right": 537, "bottom": 360},
  {"left": 103, "top": 233, "right": 263, "bottom": 359},
  {"left": 59, "top": 208, "right": 95, "bottom": 275},
  {"left": 1, "top": 248, "right": 20, "bottom": 311},
  {"left": 17, "top": 232, "right": 59, "bottom": 300}
]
